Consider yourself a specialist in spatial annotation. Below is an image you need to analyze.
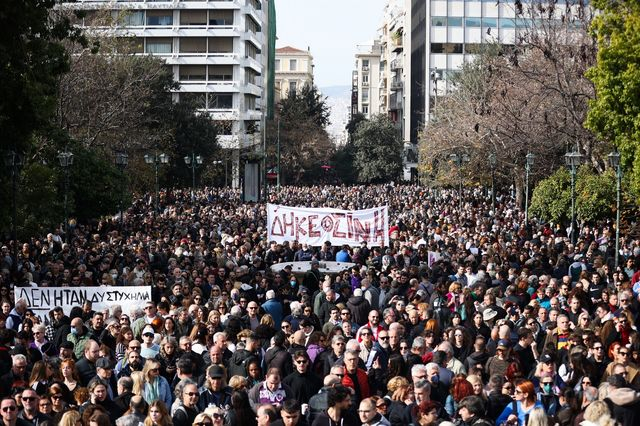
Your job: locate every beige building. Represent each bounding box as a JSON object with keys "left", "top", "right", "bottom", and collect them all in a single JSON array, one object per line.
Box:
[{"left": 275, "top": 46, "right": 314, "bottom": 101}]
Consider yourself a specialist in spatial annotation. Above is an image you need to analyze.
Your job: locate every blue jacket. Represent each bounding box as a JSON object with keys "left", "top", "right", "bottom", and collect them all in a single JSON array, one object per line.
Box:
[
  {"left": 496, "top": 400, "right": 543, "bottom": 426},
  {"left": 143, "top": 376, "right": 172, "bottom": 408},
  {"left": 262, "top": 298, "right": 283, "bottom": 328}
]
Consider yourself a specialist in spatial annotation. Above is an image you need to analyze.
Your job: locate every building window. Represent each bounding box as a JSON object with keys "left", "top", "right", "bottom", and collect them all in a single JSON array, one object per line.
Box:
[
  {"left": 146, "top": 11, "right": 173, "bottom": 26},
  {"left": 180, "top": 38, "right": 207, "bottom": 54},
  {"left": 448, "top": 17, "right": 463, "bottom": 27},
  {"left": 180, "top": 10, "right": 207, "bottom": 26},
  {"left": 362, "top": 89, "right": 369, "bottom": 102},
  {"left": 289, "top": 81, "right": 297, "bottom": 95},
  {"left": 432, "top": 17, "right": 447, "bottom": 26},
  {"left": 362, "top": 105, "right": 369, "bottom": 114},
  {"left": 210, "top": 93, "right": 233, "bottom": 109},
  {"left": 289, "top": 59, "right": 297, "bottom": 71},
  {"left": 179, "top": 65, "right": 206, "bottom": 81},
  {"left": 209, "top": 10, "right": 234, "bottom": 26},
  {"left": 208, "top": 65, "right": 233, "bottom": 81},
  {"left": 116, "top": 10, "right": 144, "bottom": 26},
  {"left": 465, "top": 17, "right": 482, "bottom": 28},
  {"left": 430, "top": 43, "right": 463, "bottom": 54},
  {"left": 362, "top": 59, "right": 369, "bottom": 69},
  {"left": 275, "top": 59, "right": 280, "bottom": 70},
  {"left": 362, "top": 74, "right": 369, "bottom": 84},
  {"left": 145, "top": 38, "right": 173, "bottom": 54}
]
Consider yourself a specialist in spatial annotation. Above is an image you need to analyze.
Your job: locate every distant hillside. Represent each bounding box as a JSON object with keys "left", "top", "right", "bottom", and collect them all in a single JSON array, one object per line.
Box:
[{"left": 321, "top": 85, "right": 351, "bottom": 145}]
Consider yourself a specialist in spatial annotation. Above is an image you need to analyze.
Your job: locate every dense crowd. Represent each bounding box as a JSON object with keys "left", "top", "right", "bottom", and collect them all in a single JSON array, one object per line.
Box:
[{"left": 0, "top": 184, "right": 639, "bottom": 426}]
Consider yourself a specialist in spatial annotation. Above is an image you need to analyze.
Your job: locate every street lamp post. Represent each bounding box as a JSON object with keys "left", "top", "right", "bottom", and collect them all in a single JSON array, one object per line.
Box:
[
  {"left": 183, "top": 152, "right": 203, "bottom": 202},
  {"left": 57, "top": 151, "right": 74, "bottom": 243},
  {"left": 144, "top": 152, "right": 169, "bottom": 215},
  {"left": 608, "top": 150, "right": 622, "bottom": 268},
  {"left": 114, "top": 152, "right": 128, "bottom": 227},
  {"left": 4, "top": 150, "right": 23, "bottom": 273},
  {"left": 430, "top": 69, "right": 441, "bottom": 116},
  {"left": 450, "top": 152, "right": 470, "bottom": 211},
  {"left": 524, "top": 152, "right": 535, "bottom": 223},
  {"left": 564, "top": 149, "right": 582, "bottom": 245},
  {"left": 488, "top": 153, "right": 497, "bottom": 213}
]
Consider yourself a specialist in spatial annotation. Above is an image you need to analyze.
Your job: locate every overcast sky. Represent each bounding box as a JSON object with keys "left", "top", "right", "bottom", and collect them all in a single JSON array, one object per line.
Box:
[{"left": 274, "top": 0, "right": 386, "bottom": 88}]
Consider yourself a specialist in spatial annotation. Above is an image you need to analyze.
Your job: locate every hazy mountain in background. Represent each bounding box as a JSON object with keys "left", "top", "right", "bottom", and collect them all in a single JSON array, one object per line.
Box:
[{"left": 320, "top": 85, "right": 351, "bottom": 146}]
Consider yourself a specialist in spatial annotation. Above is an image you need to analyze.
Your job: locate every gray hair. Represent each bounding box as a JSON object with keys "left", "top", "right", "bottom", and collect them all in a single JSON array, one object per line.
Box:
[
  {"left": 174, "top": 378, "right": 198, "bottom": 401},
  {"left": 345, "top": 339, "right": 360, "bottom": 352},
  {"left": 411, "top": 364, "right": 427, "bottom": 376},
  {"left": 437, "top": 340, "right": 453, "bottom": 356},
  {"left": 412, "top": 337, "right": 426, "bottom": 349},
  {"left": 12, "top": 354, "right": 27, "bottom": 364},
  {"left": 331, "top": 335, "right": 346, "bottom": 345},
  {"left": 213, "top": 332, "right": 227, "bottom": 343},
  {"left": 425, "top": 362, "right": 439, "bottom": 372}
]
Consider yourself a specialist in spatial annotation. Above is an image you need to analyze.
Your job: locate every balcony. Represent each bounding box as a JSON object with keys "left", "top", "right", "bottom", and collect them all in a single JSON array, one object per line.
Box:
[
  {"left": 392, "top": 37, "right": 403, "bottom": 52},
  {"left": 362, "top": 81, "right": 369, "bottom": 87},
  {"left": 391, "top": 58, "right": 403, "bottom": 70},
  {"left": 362, "top": 65, "right": 369, "bottom": 71},
  {"left": 391, "top": 79, "right": 403, "bottom": 91}
]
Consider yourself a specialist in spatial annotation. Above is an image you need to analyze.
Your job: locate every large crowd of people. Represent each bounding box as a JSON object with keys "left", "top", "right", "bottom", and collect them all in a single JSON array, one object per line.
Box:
[{"left": 0, "top": 184, "right": 639, "bottom": 426}]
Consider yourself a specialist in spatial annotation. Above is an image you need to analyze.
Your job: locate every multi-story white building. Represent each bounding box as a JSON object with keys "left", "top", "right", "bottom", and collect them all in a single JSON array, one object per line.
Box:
[
  {"left": 379, "top": 0, "right": 414, "bottom": 180},
  {"left": 352, "top": 41, "right": 383, "bottom": 119},
  {"left": 274, "top": 46, "right": 314, "bottom": 102},
  {"left": 67, "top": 0, "right": 272, "bottom": 187}
]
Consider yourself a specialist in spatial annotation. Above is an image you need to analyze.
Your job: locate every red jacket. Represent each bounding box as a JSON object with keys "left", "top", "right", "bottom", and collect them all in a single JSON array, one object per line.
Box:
[{"left": 342, "top": 368, "right": 371, "bottom": 399}]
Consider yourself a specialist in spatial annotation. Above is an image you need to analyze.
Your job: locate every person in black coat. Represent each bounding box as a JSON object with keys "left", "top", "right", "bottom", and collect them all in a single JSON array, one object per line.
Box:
[
  {"left": 264, "top": 332, "right": 293, "bottom": 378},
  {"left": 283, "top": 351, "right": 322, "bottom": 404}
]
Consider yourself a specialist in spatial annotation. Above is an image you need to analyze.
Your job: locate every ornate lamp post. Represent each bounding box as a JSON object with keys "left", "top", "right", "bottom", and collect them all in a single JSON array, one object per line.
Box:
[
  {"left": 450, "top": 152, "right": 470, "bottom": 211},
  {"left": 144, "top": 152, "right": 169, "bottom": 215},
  {"left": 184, "top": 153, "right": 203, "bottom": 202},
  {"left": 4, "top": 150, "right": 23, "bottom": 273},
  {"left": 114, "top": 152, "right": 128, "bottom": 227},
  {"left": 57, "top": 151, "right": 74, "bottom": 243},
  {"left": 608, "top": 150, "right": 622, "bottom": 268},
  {"left": 488, "top": 153, "right": 497, "bottom": 213},
  {"left": 525, "top": 152, "right": 535, "bottom": 223},
  {"left": 564, "top": 149, "right": 582, "bottom": 245}
]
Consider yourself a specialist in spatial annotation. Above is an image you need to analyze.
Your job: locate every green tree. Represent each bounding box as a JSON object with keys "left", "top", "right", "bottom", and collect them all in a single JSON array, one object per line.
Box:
[
  {"left": 270, "top": 83, "right": 333, "bottom": 185},
  {"left": 0, "top": 0, "right": 86, "bottom": 154},
  {"left": 586, "top": 0, "right": 640, "bottom": 199},
  {"left": 353, "top": 114, "right": 402, "bottom": 183},
  {"left": 279, "top": 83, "right": 331, "bottom": 128},
  {"left": 164, "top": 100, "right": 220, "bottom": 188},
  {"left": 345, "top": 112, "right": 367, "bottom": 141},
  {"left": 67, "top": 144, "right": 127, "bottom": 223},
  {"left": 530, "top": 166, "right": 616, "bottom": 224},
  {"left": 17, "top": 164, "right": 62, "bottom": 238}
]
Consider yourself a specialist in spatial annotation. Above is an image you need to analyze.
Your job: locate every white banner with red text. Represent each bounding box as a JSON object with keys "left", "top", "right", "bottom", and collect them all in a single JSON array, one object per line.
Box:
[{"left": 267, "top": 204, "right": 389, "bottom": 247}]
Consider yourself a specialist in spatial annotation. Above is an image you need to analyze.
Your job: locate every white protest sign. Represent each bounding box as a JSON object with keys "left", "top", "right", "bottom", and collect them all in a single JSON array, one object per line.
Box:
[
  {"left": 15, "top": 286, "right": 152, "bottom": 323},
  {"left": 267, "top": 204, "right": 389, "bottom": 247}
]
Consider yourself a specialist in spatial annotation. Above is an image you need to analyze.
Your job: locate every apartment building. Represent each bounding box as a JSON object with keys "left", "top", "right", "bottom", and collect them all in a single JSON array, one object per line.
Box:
[
  {"left": 351, "top": 41, "right": 383, "bottom": 119},
  {"left": 274, "top": 46, "right": 314, "bottom": 102},
  {"left": 67, "top": 0, "right": 273, "bottom": 187}
]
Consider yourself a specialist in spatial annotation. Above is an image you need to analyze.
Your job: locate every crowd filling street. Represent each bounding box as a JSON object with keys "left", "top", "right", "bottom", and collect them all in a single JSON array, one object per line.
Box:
[{"left": 1, "top": 184, "right": 639, "bottom": 426}]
